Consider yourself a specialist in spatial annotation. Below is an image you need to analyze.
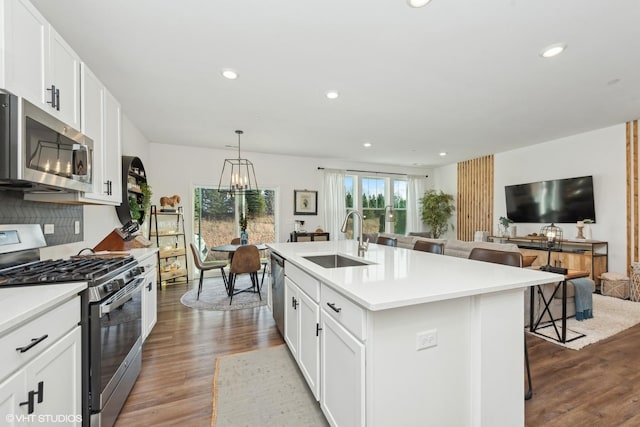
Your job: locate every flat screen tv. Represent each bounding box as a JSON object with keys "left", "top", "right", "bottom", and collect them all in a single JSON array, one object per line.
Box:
[{"left": 505, "top": 175, "right": 596, "bottom": 223}]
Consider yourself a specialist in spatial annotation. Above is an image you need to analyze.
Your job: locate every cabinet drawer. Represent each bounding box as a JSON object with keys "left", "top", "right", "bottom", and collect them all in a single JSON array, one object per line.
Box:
[
  {"left": 0, "top": 296, "right": 80, "bottom": 381},
  {"left": 321, "top": 285, "right": 366, "bottom": 341},
  {"left": 286, "top": 263, "right": 320, "bottom": 302}
]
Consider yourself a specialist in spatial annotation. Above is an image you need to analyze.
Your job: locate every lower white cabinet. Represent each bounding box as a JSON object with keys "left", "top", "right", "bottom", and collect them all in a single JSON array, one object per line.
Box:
[
  {"left": 284, "top": 276, "right": 320, "bottom": 399},
  {"left": 0, "top": 326, "right": 81, "bottom": 426},
  {"left": 320, "top": 310, "right": 365, "bottom": 427},
  {"left": 138, "top": 251, "right": 158, "bottom": 341}
]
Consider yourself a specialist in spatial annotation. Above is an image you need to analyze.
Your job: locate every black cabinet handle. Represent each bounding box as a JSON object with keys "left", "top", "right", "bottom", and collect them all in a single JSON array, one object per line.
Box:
[
  {"left": 19, "top": 381, "right": 43, "bottom": 414},
  {"left": 327, "top": 302, "right": 342, "bottom": 313},
  {"left": 292, "top": 296, "right": 298, "bottom": 309},
  {"left": 316, "top": 323, "right": 322, "bottom": 336},
  {"left": 47, "top": 85, "right": 57, "bottom": 109},
  {"left": 147, "top": 280, "right": 153, "bottom": 291},
  {"left": 20, "top": 390, "right": 35, "bottom": 414},
  {"left": 16, "top": 334, "right": 48, "bottom": 353},
  {"left": 106, "top": 180, "right": 112, "bottom": 195},
  {"left": 55, "top": 88, "right": 60, "bottom": 111},
  {"left": 35, "top": 381, "right": 44, "bottom": 404}
]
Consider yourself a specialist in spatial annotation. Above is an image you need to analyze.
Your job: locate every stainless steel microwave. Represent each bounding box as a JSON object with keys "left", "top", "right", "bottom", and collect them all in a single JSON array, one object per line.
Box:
[{"left": 0, "top": 90, "right": 93, "bottom": 193}]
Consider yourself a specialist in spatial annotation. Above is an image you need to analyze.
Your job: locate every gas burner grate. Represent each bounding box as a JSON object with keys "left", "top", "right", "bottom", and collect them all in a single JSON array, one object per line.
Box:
[{"left": 0, "top": 256, "right": 137, "bottom": 286}]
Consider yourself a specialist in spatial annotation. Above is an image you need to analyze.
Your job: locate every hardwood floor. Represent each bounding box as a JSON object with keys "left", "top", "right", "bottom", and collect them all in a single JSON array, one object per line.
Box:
[
  {"left": 116, "top": 280, "right": 640, "bottom": 426},
  {"left": 115, "top": 281, "right": 283, "bottom": 427}
]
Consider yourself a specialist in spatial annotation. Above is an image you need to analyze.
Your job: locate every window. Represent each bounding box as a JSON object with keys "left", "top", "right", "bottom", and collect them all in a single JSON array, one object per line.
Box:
[
  {"left": 193, "top": 187, "right": 276, "bottom": 261},
  {"left": 343, "top": 175, "right": 407, "bottom": 237}
]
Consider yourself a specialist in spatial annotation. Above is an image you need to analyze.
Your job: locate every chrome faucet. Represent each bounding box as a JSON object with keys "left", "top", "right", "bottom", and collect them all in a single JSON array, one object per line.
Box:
[{"left": 341, "top": 209, "right": 368, "bottom": 256}]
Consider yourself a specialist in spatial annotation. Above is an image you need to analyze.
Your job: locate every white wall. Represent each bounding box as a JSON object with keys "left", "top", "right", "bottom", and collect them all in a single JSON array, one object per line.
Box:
[
  {"left": 147, "top": 142, "right": 432, "bottom": 250},
  {"left": 433, "top": 124, "right": 627, "bottom": 273}
]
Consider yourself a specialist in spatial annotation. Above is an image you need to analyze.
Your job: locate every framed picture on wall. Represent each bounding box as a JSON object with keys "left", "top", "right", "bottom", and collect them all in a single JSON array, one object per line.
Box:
[{"left": 294, "top": 190, "right": 318, "bottom": 215}]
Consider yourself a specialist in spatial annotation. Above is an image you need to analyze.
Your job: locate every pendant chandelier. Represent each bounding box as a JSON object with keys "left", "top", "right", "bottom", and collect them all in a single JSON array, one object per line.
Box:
[{"left": 218, "top": 130, "right": 259, "bottom": 195}]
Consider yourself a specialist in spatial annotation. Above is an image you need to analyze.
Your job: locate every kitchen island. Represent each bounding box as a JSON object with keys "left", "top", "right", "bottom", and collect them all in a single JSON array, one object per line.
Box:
[{"left": 267, "top": 240, "right": 562, "bottom": 427}]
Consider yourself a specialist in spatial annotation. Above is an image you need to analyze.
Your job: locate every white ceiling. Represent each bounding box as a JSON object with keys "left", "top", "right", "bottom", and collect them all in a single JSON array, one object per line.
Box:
[{"left": 30, "top": 0, "right": 640, "bottom": 168}]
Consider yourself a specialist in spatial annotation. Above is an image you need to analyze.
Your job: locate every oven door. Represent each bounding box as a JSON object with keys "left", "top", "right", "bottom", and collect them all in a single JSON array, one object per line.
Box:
[{"left": 89, "top": 277, "right": 144, "bottom": 413}]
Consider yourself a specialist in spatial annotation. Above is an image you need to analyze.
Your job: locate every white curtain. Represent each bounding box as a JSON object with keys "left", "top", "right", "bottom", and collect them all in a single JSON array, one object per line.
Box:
[
  {"left": 406, "top": 175, "right": 428, "bottom": 233},
  {"left": 322, "top": 169, "right": 346, "bottom": 241}
]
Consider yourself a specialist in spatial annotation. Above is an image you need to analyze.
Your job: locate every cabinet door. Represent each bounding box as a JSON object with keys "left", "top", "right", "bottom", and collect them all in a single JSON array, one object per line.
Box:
[
  {"left": 297, "top": 289, "right": 320, "bottom": 400},
  {"left": 80, "top": 64, "right": 109, "bottom": 199},
  {"left": 0, "top": 370, "right": 27, "bottom": 426},
  {"left": 2, "top": 0, "right": 48, "bottom": 104},
  {"left": 103, "top": 89, "right": 122, "bottom": 203},
  {"left": 284, "top": 277, "right": 299, "bottom": 360},
  {"left": 320, "top": 311, "right": 365, "bottom": 427},
  {"left": 47, "top": 27, "right": 80, "bottom": 128},
  {"left": 28, "top": 327, "right": 82, "bottom": 426},
  {"left": 142, "top": 266, "right": 158, "bottom": 341}
]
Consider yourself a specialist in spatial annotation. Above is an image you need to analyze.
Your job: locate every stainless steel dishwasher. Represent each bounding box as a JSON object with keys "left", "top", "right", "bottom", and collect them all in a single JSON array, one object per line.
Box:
[{"left": 270, "top": 252, "right": 285, "bottom": 337}]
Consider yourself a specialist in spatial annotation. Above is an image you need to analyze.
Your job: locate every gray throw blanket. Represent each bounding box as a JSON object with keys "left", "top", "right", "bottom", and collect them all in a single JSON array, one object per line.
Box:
[{"left": 571, "top": 278, "right": 594, "bottom": 321}]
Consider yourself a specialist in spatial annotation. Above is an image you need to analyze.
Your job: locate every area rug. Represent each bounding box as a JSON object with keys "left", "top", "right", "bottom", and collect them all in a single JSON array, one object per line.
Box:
[
  {"left": 180, "top": 275, "right": 266, "bottom": 311},
  {"left": 528, "top": 294, "right": 640, "bottom": 350},
  {"left": 212, "top": 345, "right": 328, "bottom": 427}
]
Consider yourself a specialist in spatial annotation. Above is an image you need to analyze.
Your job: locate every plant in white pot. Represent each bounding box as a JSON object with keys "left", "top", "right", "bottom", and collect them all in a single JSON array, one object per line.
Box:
[{"left": 420, "top": 190, "right": 455, "bottom": 239}]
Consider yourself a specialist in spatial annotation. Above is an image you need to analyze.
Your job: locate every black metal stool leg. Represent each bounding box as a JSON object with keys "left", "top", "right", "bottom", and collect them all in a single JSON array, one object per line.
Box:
[{"left": 525, "top": 337, "right": 533, "bottom": 400}]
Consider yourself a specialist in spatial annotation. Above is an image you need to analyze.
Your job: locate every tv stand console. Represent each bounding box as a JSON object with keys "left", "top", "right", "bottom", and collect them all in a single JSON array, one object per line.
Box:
[{"left": 489, "top": 236, "right": 608, "bottom": 284}]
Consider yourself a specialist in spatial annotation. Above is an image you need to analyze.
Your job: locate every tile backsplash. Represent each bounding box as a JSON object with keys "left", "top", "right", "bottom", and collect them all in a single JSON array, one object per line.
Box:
[{"left": 0, "top": 191, "right": 83, "bottom": 246}]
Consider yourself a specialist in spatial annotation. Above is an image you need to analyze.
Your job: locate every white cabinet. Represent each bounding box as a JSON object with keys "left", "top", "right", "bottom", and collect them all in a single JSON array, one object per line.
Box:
[
  {"left": 283, "top": 263, "right": 364, "bottom": 427},
  {"left": 78, "top": 64, "right": 122, "bottom": 204},
  {"left": 0, "top": 294, "right": 81, "bottom": 426},
  {"left": 47, "top": 27, "right": 80, "bottom": 128},
  {"left": 320, "top": 311, "right": 365, "bottom": 427},
  {"left": 138, "top": 251, "right": 158, "bottom": 341},
  {"left": 0, "top": 0, "right": 80, "bottom": 128},
  {"left": 284, "top": 272, "right": 320, "bottom": 400}
]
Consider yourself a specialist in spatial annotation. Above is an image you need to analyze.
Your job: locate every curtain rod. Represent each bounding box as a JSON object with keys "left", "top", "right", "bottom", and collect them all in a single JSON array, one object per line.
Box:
[{"left": 317, "top": 167, "right": 428, "bottom": 178}]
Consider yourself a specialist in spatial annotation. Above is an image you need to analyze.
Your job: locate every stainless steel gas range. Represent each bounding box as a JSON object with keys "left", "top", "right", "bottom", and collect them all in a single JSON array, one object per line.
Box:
[{"left": 0, "top": 224, "right": 145, "bottom": 427}]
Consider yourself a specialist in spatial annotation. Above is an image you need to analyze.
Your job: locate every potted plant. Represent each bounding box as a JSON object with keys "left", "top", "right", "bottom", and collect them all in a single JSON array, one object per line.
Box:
[
  {"left": 420, "top": 190, "right": 455, "bottom": 239},
  {"left": 499, "top": 216, "right": 513, "bottom": 237}
]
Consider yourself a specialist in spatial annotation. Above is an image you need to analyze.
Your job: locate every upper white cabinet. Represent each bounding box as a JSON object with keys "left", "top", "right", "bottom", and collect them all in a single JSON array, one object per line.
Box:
[
  {"left": 79, "top": 64, "right": 122, "bottom": 204},
  {"left": 1, "top": 0, "right": 80, "bottom": 128}
]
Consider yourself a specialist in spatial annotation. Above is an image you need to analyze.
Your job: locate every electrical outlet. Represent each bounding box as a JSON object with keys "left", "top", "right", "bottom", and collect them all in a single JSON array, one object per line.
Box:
[
  {"left": 416, "top": 329, "right": 438, "bottom": 351},
  {"left": 74, "top": 221, "right": 80, "bottom": 234},
  {"left": 44, "top": 224, "right": 54, "bottom": 235}
]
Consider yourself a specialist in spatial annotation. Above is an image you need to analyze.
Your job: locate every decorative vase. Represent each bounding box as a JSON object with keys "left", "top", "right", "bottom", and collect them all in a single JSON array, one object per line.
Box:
[
  {"left": 240, "top": 230, "right": 249, "bottom": 245},
  {"left": 509, "top": 225, "right": 517, "bottom": 238}
]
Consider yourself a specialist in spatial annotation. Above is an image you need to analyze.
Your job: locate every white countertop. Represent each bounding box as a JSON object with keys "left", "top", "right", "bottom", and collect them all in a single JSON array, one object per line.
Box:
[
  {"left": 268, "top": 240, "right": 564, "bottom": 311},
  {"left": 0, "top": 282, "right": 87, "bottom": 335}
]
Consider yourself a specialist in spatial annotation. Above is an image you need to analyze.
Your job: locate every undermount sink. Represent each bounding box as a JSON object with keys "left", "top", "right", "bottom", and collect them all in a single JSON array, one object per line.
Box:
[{"left": 303, "top": 254, "right": 373, "bottom": 268}]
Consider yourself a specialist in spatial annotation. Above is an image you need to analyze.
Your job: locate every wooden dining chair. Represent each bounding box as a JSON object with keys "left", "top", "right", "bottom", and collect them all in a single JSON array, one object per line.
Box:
[
  {"left": 189, "top": 243, "right": 229, "bottom": 300},
  {"left": 228, "top": 244, "right": 262, "bottom": 304},
  {"left": 376, "top": 236, "right": 397, "bottom": 247},
  {"left": 413, "top": 240, "right": 444, "bottom": 254},
  {"left": 468, "top": 247, "right": 532, "bottom": 400}
]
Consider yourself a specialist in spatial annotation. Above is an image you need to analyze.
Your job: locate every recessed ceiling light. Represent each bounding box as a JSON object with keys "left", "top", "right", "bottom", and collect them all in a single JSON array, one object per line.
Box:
[
  {"left": 407, "top": 0, "right": 432, "bottom": 8},
  {"left": 221, "top": 69, "right": 238, "bottom": 80},
  {"left": 363, "top": 142, "right": 372, "bottom": 148},
  {"left": 540, "top": 43, "right": 567, "bottom": 58},
  {"left": 326, "top": 91, "right": 339, "bottom": 100},
  {"left": 439, "top": 152, "right": 447, "bottom": 157}
]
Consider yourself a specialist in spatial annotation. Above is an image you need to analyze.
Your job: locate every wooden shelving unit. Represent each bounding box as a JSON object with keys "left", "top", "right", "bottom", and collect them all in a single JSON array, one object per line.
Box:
[
  {"left": 489, "top": 235, "right": 608, "bottom": 284},
  {"left": 149, "top": 205, "right": 189, "bottom": 285}
]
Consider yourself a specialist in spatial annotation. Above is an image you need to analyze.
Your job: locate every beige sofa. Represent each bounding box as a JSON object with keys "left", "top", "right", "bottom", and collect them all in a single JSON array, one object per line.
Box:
[{"left": 370, "top": 232, "right": 590, "bottom": 325}]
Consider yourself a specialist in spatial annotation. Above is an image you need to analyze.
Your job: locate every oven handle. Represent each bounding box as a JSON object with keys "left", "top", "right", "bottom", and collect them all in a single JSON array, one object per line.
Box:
[{"left": 100, "top": 278, "right": 144, "bottom": 316}]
